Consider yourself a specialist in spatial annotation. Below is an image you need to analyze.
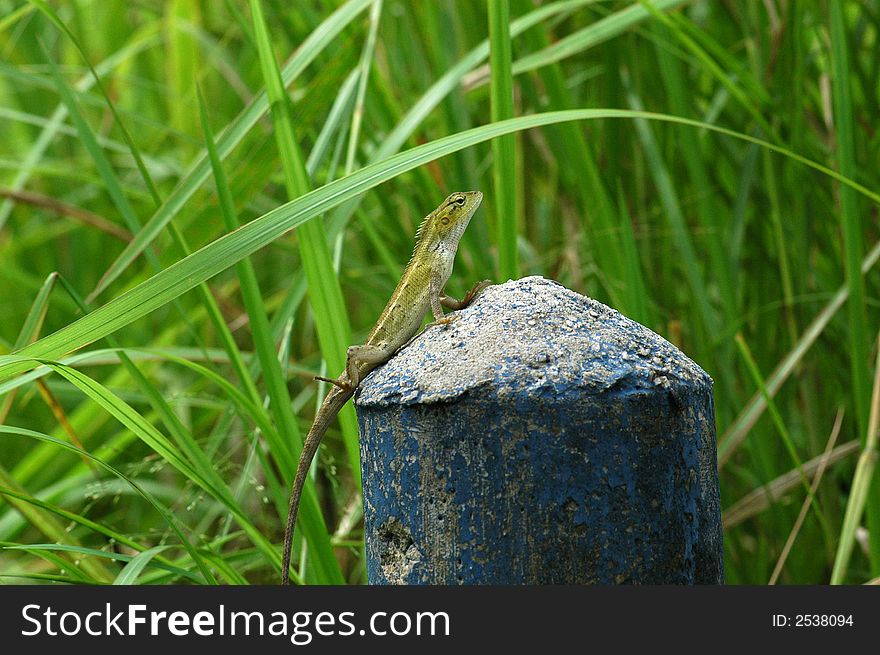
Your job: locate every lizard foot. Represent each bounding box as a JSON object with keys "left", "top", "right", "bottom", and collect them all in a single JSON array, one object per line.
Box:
[{"left": 426, "top": 314, "right": 459, "bottom": 330}]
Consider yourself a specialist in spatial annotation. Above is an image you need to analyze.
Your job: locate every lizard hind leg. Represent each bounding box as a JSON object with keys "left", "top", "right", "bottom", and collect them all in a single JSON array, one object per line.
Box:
[
  {"left": 345, "top": 343, "right": 393, "bottom": 387},
  {"left": 314, "top": 374, "right": 351, "bottom": 391}
]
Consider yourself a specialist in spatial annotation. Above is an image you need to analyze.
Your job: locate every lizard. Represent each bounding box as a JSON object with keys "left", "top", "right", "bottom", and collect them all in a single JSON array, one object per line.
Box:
[{"left": 281, "top": 190, "right": 490, "bottom": 585}]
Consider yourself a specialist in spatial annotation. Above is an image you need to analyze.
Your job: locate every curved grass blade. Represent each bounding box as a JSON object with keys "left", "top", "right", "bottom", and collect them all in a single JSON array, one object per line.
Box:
[
  {"left": 28, "top": 0, "right": 164, "bottom": 204},
  {"left": 489, "top": 0, "right": 518, "bottom": 280},
  {"left": 113, "top": 545, "right": 171, "bottom": 585},
  {"left": 3, "top": 110, "right": 879, "bottom": 384},
  {"left": 3, "top": 543, "right": 194, "bottom": 583},
  {"left": 0, "top": 573, "right": 95, "bottom": 584},
  {"left": 829, "top": 0, "right": 875, "bottom": 572},
  {"left": 723, "top": 440, "right": 859, "bottom": 529},
  {"left": 0, "top": 466, "right": 113, "bottom": 582},
  {"left": 0, "top": 485, "right": 200, "bottom": 581},
  {"left": 88, "top": 0, "right": 374, "bottom": 300},
  {"left": 325, "top": 0, "right": 614, "bottom": 237},
  {"left": 2, "top": 357, "right": 281, "bottom": 576},
  {"left": 344, "top": 0, "right": 383, "bottom": 173},
  {"left": 0, "top": 543, "right": 93, "bottom": 583},
  {"left": 0, "top": 272, "right": 58, "bottom": 423},
  {"left": 831, "top": 333, "right": 880, "bottom": 584},
  {"left": 0, "top": 424, "right": 216, "bottom": 583},
  {"left": 511, "top": 0, "right": 687, "bottom": 76}
]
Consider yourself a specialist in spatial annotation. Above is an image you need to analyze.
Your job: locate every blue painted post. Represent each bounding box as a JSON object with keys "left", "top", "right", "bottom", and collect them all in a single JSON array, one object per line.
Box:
[{"left": 356, "top": 276, "right": 723, "bottom": 584}]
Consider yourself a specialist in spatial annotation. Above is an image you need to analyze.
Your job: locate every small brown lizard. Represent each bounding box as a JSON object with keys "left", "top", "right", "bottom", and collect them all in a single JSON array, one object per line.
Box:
[{"left": 281, "top": 191, "right": 489, "bottom": 584}]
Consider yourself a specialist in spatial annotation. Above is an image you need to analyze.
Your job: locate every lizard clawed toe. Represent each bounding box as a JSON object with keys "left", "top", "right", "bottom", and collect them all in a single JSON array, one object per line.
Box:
[
  {"left": 314, "top": 375, "right": 354, "bottom": 392},
  {"left": 428, "top": 314, "right": 459, "bottom": 329}
]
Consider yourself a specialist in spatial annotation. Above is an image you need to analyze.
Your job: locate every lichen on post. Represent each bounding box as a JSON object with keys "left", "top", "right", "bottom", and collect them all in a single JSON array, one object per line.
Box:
[{"left": 355, "top": 276, "right": 723, "bottom": 584}]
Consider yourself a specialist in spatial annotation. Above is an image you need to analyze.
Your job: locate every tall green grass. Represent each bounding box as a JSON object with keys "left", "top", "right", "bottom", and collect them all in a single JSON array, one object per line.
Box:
[{"left": 0, "top": 0, "right": 877, "bottom": 585}]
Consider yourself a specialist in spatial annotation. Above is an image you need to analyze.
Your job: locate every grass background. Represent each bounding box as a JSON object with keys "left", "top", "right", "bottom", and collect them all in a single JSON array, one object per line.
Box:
[{"left": 0, "top": 0, "right": 878, "bottom": 585}]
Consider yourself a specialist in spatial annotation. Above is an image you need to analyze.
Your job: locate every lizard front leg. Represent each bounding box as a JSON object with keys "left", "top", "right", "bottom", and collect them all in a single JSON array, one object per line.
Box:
[{"left": 427, "top": 269, "right": 457, "bottom": 327}]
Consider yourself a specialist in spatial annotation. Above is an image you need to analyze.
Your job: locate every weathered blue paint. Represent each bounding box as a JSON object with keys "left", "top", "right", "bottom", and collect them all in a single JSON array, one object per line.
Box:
[{"left": 356, "top": 277, "right": 723, "bottom": 584}]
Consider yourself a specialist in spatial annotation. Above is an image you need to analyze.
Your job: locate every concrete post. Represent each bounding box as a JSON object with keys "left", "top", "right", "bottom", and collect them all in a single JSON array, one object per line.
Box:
[{"left": 356, "top": 276, "right": 723, "bottom": 584}]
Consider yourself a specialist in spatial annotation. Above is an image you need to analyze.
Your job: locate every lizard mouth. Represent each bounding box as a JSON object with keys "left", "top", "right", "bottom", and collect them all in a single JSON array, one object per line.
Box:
[{"left": 454, "top": 191, "right": 483, "bottom": 239}]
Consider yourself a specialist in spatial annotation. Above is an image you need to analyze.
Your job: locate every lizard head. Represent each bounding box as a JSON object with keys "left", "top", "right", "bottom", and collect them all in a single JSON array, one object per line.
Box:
[{"left": 426, "top": 191, "right": 483, "bottom": 247}]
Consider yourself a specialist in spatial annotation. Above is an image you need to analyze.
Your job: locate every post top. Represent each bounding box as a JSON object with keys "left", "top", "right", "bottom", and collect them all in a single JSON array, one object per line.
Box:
[{"left": 355, "top": 276, "right": 711, "bottom": 407}]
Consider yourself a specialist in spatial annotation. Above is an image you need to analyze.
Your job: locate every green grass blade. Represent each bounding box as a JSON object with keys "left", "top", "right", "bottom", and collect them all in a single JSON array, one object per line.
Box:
[
  {"left": 308, "top": 69, "right": 359, "bottom": 176},
  {"left": 55, "top": 243, "right": 248, "bottom": 557},
  {"left": 113, "top": 545, "right": 171, "bottom": 585},
  {"left": 132, "top": 349, "right": 281, "bottom": 460},
  {"left": 652, "top": 21, "right": 736, "bottom": 323},
  {"left": 0, "top": 573, "right": 96, "bottom": 584},
  {"left": 733, "top": 334, "right": 831, "bottom": 537},
  {"left": 637, "top": 0, "right": 776, "bottom": 139},
  {"left": 5, "top": 542, "right": 171, "bottom": 575},
  {"left": 829, "top": 0, "right": 875, "bottom": 572},
  {"left": 345, "top": 0, "right": 383, "bottom": 173},
  {"left": 511, "top": 0, "right": 687, "bottom": 76},
  {"left": 489, "top": 0, "right": 518, "bottom": 280},
  {"left": 379, "top": 0, "right": 596, "bottom": 161},
  {"left": 11, "top": 272, "right": 57, "bottom": 350},
  {"left": 831, "top": 333, "right": 880, "bottom": 584},
  {"left": 0, "top": 272, "right": 59, "bottom": 421},
  {"left": 3, "top": 542, "right": 198, "bottom": 583},
  {"left": 89, "top": 0, "right": 686, "bottom": 295},
  {"left": 0, "top": 3, "right": 36, "bottom": 33},
  {"left": 723, "top": 440, "right": 859, "bottom": 529},
  {"left": 614, "top": 183, "right": 651, "bottom": 325},
  {"left": 324, "top": 0, "right": 611, "bottom": 241},
  {"left": 165, "top": 0, "right": 200, "bottom": 141},
  {"left": 0, "top": 543, "right": 94, "bottom": 582},
  {"left": 41, "top": 40, "right": 217, "bottom": 365},
  {"left": 251, "top": 0, "right": 354, "bottom": 584},
  {"left": 197, "top": 91, "right": 296, "bottom": 466},
  {"left": 28, "top": 0, "right": 164, "bottom": 205},
  {"left": 626, "top": 84, "right": 718, "bottom": 351},
  {"left": 719, "top": 237, "right": 880, "bottom": 466},
  {"left": 254, "top": 3, "right": 360, "bottom": 584}
]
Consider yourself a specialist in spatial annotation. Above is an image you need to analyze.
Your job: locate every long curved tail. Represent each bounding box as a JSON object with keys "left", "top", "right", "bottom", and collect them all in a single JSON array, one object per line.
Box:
[{"left": 281, "top": 385, "right": 353, "bottom": 584}]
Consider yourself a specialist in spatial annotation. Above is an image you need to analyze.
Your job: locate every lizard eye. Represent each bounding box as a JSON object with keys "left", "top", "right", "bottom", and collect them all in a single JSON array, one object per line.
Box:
[{"left": 453, "top": 195, "right": 466, "bottom": 206}]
